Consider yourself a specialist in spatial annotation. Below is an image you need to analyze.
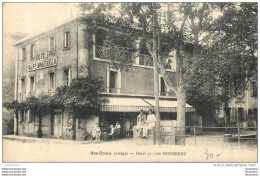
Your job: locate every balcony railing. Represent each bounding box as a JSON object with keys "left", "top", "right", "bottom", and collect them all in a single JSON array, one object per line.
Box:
[
  {"left": 109, "top": 88, "right": 117, "bottom": 94},
  {"left": 136, "top": 54, "right": 153, "bottom": 66}
]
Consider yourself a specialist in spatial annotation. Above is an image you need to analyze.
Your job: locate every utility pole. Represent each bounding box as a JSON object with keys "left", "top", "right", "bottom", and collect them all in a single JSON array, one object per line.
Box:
[{"left": 152, "top": 3, "right": 160, "bottom": 145}]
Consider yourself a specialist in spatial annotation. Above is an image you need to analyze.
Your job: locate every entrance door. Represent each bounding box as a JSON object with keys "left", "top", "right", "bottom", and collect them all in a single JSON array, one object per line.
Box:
[{"left": 54, "top": 111, "right": 63, "bottom": 137}]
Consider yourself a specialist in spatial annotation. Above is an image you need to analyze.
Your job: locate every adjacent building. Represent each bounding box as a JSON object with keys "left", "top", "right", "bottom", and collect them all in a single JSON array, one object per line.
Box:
[{"left": 14, "top": 17, "right": 196, "bottom": 140}]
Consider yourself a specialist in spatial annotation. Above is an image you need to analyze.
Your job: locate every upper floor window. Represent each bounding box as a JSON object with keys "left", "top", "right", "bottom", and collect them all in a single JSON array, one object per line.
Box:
[
  {"left": 95, "top": 29, "right": 108, "bottom": 58},
  {"left": 49, "top": 73, "right": 55, "bottom": 90},
  {"left": 64, "top": 31, "right": 71, "bottom": 49},
  {"left": 30, "top": 77, "right": 35, "bottom": 92},
  {"left": 251, "top": 81, "right": 257, "bottom": 97},
  {"left": 30, "top": 44, "right": 35, "bottom": 60},
  {"left": 21, "top": 78, "right": 26, "bottom": 93},
  {"left": 49, "top": 36, "right": 56, "bottom": 53},
  {"left": 64, "top": 69, "right": 72, "bottom": 86},
  {"left": 165, "top": 50, "right": 176, "bottom": 72},
  {"left": 107, "top": 68, "right": 121, "bottom": 94},
  {"left": 109, "top": 71, "right": 117, "bottom": 93},
  {"left": 134, "top": 42, "right": 153, "bottom": 66},
  {"left": 21, "top": 47, "right": 26, "bottom": 61},
  {"left": 41, "top": 53, "right": 46, "bottom": 60}
]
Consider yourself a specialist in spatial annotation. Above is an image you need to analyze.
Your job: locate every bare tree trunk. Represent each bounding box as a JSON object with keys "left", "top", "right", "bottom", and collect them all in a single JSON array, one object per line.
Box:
[
  {"left": 152, "top": 5, "right": 161, "bottom": 145},
  {"left": 176, "top": 85, "right": 186, "bottom": 145},
  {"left": 72, "top": 110, "right": 77, "bottom": 140},
  {"left": 37, "top": 112, "right": 42, "bottom": 138},
  {"left": 15, "top": 111, "right": 18, "bottom": 135}
]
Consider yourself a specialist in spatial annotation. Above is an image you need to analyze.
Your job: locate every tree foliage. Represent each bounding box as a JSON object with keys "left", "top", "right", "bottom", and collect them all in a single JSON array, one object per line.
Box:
[
  {"left": 78, "top": 2, "right": 257, "bottom": 121},
  {"left": 55, "top": 75, "right": 108, "bottom": 113}
]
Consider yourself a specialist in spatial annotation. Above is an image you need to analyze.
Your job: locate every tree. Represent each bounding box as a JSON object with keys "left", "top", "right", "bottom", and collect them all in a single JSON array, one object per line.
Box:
[
  {"left": 78, "top": 2, "right": 190, "bottom": 145},
  {"left": 186, "top": 2, "right": 257, "bottom": 124},
  {"left": 3, "top": 101, "right": 26, "bottom": 135},
  {"left": 24, "top": 94, "right": 53, "bottom": 138},
  {"left": 77, "top": 2, "right": 257, "bottom": 144},
  {"left": 54, "top": 75, "right": 108, "bottom": 140}
]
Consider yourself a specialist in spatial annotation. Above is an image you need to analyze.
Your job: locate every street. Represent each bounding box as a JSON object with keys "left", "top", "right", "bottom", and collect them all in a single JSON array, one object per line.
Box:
[{"left": 3, "top": 135, "right": 257, "bottom": 162}]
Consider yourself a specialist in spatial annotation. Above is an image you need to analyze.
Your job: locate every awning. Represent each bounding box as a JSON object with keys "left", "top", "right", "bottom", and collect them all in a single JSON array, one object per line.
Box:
[{"left": 100, "top": 97, "right": 195, "bottom": 112}]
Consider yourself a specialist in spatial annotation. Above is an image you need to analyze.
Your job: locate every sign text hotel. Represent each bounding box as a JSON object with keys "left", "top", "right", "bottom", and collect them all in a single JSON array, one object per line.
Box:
[{"left": 28, "top": 57, "right": 58, "bottom": 71}]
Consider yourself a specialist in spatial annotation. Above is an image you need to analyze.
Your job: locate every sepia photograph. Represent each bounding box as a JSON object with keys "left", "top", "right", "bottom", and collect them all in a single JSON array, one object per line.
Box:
[{"left": 2, "top": 2, "right": 258, "bottom": 164}]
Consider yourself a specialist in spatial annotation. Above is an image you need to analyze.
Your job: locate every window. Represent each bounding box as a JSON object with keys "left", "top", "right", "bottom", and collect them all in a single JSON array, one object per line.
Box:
[
  {"left": 107, "top": 68, "right": 121, "bottom": 94},
  {"left": 21, "top": 47, "right": 26, "bottom": 61},
  {"left": 134, "top": 42, "right": 153, "bottom": 66},
  {"left": 64, "top": 69, "right": 71, "bottom": 86},
  {"left": 49, "top": 36, "right": 56, "bottom": 52},
  {"left": 21, "top": 79, "right": 26, "bottom": 93},
  {"left": 64, "top": 31, "right": 70, "bottom": 49},
  {"left": 49, "top": 73, "right": 55, "bottom": 90},
  {"left": 41, "top": 53, "right": 46, "bottom": 60},
  {"left": 95, "top": 29, "right": 108, "bottom": 58},
  {"left": 109, "top": 71, "right": 117, "bottom": 93},
  {"left": 166, "top": 50, "right": 176, "bottom": 71},
  {"left": 159, "top": 77, "right": 166, "bottom": 96},
  {"left": 251, "top": 81, "right": 257, "bottom": 97},
  {"left": 30, "top": 77, "right": 35, "bottom": 92},
  {"left": 30, "top": 44, "right": 35, "bottom": 59},
  {"left": 54, "top": 112, "right": 62, "bottom": 125}
]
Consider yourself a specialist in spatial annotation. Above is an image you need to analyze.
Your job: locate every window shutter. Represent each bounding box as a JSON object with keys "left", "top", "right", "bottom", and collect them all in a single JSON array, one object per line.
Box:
[
  {"left": 48, "top": 38, "right": 51, "bottom": 51},
  {"left": 68, "top": 69, "right": 72, "bottom": 85},
  {"left": 20, "top": 48, "right": 23, "bottom": 60},
  {"left": 64, "top": 32, "right": 66, "bottom": 48},
  {"left": 68, "top": 32, "right": 71, "bottom": 48},
  {"left": 53, "top": 36, "right": 56, "bottom": 51},
  {"left": 33, "top": 77, "right": 36, "bottom": 92}
]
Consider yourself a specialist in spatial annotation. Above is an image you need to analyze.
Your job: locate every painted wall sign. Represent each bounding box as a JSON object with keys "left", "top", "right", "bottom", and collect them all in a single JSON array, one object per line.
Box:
[{"left": 28, "top": 57, "right": 58, "bottom": 71}]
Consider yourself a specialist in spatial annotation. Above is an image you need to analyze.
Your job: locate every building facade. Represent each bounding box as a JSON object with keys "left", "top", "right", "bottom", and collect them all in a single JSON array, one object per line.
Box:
[{"left": 14, "top": 17, "right": 196, "bottom": 140}]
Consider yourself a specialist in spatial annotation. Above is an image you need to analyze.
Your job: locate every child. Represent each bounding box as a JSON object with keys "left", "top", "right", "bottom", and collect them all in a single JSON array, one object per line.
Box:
[{"left": 95, "top": 123, "right": 101, "bottom": 143}]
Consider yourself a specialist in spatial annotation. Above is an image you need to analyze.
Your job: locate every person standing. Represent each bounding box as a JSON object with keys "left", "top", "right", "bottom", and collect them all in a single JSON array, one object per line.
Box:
[
  {"left": 94, "top": 123, "right": 101, "bottom": 143},
  {"left": 125, "top": 119, "right": 131, "bottom": 137},
  {"left": 136, "top": 109, "right": 146, "bottom": 137},
  {"left": 142, "top": 109, "right": 156, "bottom": 138}
]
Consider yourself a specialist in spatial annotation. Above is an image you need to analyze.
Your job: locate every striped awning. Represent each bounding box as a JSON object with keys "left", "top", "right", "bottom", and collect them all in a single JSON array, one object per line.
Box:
[{"left": 100, "top": 97, "right": 195, "bottom": 112}]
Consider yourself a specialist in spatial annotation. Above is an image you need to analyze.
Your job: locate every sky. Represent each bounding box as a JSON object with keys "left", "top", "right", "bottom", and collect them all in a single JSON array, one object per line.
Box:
[{"left": 3, "top": 3, "right": 79, "bottom": 35}]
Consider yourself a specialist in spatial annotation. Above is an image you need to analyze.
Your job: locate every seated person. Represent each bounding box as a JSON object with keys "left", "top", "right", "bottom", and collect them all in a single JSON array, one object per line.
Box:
[
  {"left": 66, "top": 118, "right": 73, "bottom": 130},
  {"left": 108, "top": 125, "right": 115, "bottom": 136},
  {"left": 114, "top": 121, "right": 121, "bottom": 134},
  {"left": 136, "top": 109, "right": 147, "bottom": 137},
  {"left": 142, "top": 109, "right": 156, "bottom": 138}
]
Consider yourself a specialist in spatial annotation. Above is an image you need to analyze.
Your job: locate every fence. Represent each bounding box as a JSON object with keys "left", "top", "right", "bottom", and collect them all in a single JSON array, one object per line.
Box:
[{"left": 160, "top": 125, "right": 258, "bottom": 145}]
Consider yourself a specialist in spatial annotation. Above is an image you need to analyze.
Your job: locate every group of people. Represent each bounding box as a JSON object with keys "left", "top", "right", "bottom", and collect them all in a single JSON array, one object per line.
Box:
[
  {"left": 136, "top": 109, "right": 156, "bottom": 138},
  {"left": 92, "top": 121, "right": 121, "bottom": 142},
  {"left": 90, "top": 109, "right": 156, "bottom": 142}
]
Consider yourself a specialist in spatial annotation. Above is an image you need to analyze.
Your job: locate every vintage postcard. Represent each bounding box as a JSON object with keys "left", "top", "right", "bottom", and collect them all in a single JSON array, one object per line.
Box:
[{"left": 2, "top": 2, "right": 258, "bottom": 164}]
